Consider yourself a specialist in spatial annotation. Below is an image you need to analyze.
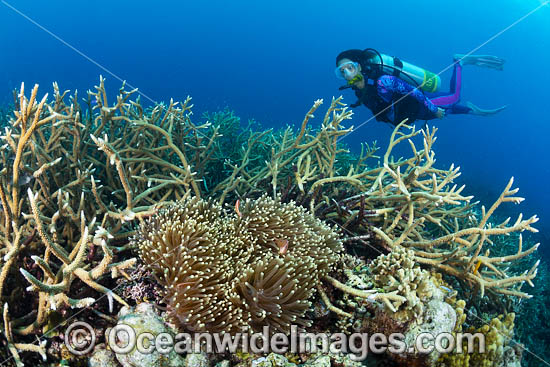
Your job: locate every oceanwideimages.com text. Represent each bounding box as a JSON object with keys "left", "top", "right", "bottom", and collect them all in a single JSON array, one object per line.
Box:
[{"left": 65, "top": 322, "right": 486, "bottom": 360}]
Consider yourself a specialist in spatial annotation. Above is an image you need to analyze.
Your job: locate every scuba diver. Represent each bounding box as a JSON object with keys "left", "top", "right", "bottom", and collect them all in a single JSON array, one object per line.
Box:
[{"left": 335, "top": 48, "right": 507, "bottom": 126}]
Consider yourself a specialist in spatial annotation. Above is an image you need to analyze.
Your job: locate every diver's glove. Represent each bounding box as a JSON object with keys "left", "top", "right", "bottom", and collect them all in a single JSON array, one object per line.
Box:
[{"left": 350, "top": 100, "right": 362, "bottom": 108}]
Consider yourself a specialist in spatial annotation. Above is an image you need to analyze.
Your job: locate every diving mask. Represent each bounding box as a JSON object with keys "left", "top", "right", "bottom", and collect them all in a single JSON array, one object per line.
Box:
[{"left": 335, "top": 61, "right": 360, "bottom": 81}]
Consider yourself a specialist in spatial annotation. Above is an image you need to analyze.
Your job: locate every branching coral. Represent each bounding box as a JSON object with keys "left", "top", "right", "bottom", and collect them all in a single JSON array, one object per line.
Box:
[
  {"left": 355, "top": 124, "right": 539, "bottom": 301},
  {"left": 187, "top": 96, "right": 539, "bottom": 310},
  {"left": 0, "top": 79, "right": 228, "bottom": 363},
  {"left": 232, "top": 116, "right": 539, "bottom": 303},
  {"left": 0, "top": 83, "right": 142, "bottom": 364},
  {"left": 133, "top": 194, "right": 343, "bottom": 334},
  {"left": 209, "top": 97, "right": 378, "bottom": 207}
]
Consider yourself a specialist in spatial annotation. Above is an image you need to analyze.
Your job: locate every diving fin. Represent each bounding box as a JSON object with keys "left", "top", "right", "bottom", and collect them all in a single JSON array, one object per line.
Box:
[
  {"left": 454, "top": 54, "right": 505, "bottom": 70},
  {"left": 466, "top": 101, "right": 507, "bottom": 116}
]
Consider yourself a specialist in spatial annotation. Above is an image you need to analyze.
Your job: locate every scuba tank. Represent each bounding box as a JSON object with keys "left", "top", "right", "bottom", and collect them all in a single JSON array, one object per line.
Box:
[{"left": 363, "top": 49, "right": 441, "bottom": 93}]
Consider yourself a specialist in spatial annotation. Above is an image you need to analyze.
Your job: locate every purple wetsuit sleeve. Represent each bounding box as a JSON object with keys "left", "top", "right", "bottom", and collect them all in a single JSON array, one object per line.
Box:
[{"left": 376, "top": 75, "right": 439, "bottom": 120}]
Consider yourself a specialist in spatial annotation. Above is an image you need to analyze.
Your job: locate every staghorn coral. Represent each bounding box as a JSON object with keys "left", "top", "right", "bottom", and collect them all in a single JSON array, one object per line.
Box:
[
  {"left": 133, "top": 194, "right": 343, "bottom": 334},
  {"left": 0, "top": 83, "right": 138, "bottom": 364},
  {"left": 245, "top": 118, "right": 539, "bottom": 304},
  {"left": 337, "top": 124, "right": 539, "bottom": 303},
  {"left": 0, "top": 78, "right": 252, "bottom": 363}
]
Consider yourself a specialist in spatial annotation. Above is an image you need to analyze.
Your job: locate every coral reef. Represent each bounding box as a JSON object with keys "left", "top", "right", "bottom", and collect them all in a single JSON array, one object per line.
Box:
[
  {"left": 0, "top": 82, "right": 140, "bottom": 365},
  {"left": 0, "top": 78, "right": 264, "bottom": 364},
  {"left": 317, "top": 123, "right": 538, "bottom": 303},
  {"left": 246, "top": 352, "right": 360, "bottom": 367},
  {"left": 337, "top": 248, "right": 457, "bottom": 366},
  {"left": 0, "top": 77, "right": 542, "bottom": 366},
  {"left": 132, "top": 194, "right": 343, "bottom": 334},
  {"left": 177, "top": 96, "right": 540, "bottom": 306}
]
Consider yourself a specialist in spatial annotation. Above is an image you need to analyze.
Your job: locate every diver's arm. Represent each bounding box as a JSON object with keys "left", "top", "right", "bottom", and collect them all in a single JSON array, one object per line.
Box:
[{"left": 376, "top": 75, "right": 439, "bottom": 119}]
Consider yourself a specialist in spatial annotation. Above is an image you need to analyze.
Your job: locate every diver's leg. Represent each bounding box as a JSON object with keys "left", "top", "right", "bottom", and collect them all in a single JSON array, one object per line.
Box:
[
  {"left": 444, "top": 103, "right": 506, "bottom": 115},
  {"left": 449, "top": 62, "right": 458, "bottom": 94},
  {"left": 429, "top": 63, "right": 462, "bottom": 107},
  {"left": 453, "top": 54, "right": 505, "bottom": 70},
  {"left": 426, "top": 63, "right": 458, "bottom": 98}
]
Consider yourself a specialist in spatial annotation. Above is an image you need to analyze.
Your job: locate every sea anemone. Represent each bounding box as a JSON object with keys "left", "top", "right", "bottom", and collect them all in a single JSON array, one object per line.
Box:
[{"left": 133, "top": 194, "right": 343, "bottom": 334}]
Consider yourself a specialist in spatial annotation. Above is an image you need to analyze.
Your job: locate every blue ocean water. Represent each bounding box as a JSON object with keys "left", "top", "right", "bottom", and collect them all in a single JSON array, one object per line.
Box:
[{"left": 1, "top": 0, "right": 549, "bottom": 254}]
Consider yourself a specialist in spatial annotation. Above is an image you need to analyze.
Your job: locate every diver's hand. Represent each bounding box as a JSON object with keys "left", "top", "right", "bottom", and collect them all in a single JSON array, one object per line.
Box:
[{"left": 436, "top": 108, "right": 445, "bottom": 119}]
